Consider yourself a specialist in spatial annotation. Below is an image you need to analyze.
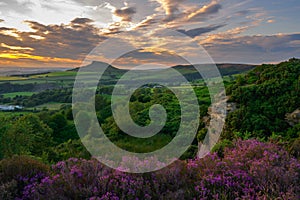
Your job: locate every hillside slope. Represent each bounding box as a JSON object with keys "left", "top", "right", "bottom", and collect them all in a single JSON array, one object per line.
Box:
[{"left": 224, "top": 58, "right": 300, "bottom": 141}]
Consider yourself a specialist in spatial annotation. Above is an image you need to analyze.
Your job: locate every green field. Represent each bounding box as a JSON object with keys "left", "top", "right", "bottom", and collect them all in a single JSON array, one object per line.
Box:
[
  {"left": 0, "top": 111, "right": 30, "bottom": 118},
  {"left": 0, "top": 103, "right": 70, "bottom": 117},
  {"left": 32, "top": 102, "right": 71, "bottom": 111},
  {"left": 0, "top": 71, "right": 115, "bottom": 87},
  {"left": 111, "top": 134, "right": 173, "bottom": 153},
  {"left": 31, "top": 71, "right": 78, "bottom": 78},
  {"left": 3, "top": 92, "right": 37, "bottom": 98},
  {"left": 0, "top": 76, "right": 27, "bottom": 81}
]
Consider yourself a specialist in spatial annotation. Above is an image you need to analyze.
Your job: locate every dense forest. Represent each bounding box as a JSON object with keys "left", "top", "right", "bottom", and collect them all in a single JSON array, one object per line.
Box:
[
  {"left": 225, "top": 59, "right": 300, "bottom": 150},
  {"left": 0, "top": 59, "right": 299, "bottom": 199}
]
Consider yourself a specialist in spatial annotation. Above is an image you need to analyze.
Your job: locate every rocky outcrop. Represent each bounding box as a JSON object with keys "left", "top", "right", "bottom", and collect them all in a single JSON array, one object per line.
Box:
[
  {"left": 198, "top": 91, "right": 237, "bottom": 158},
  {"left": 203, "top": 96, "right": 237, "bottom": 127},
  {"left": 285, "top": 109, "right": 300, "bottom": 126}
]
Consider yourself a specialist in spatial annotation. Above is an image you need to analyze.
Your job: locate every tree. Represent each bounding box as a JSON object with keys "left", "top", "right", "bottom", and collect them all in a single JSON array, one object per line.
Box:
[
  {"left": 48, "top": 113, "right": 68, "bottom": 143},
  {"left": 1, "top": 114, "right": 53, "bottom": 158}
]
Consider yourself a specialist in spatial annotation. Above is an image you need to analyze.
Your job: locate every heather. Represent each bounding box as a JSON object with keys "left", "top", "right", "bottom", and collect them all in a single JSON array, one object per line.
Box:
[
  {"left": 1, "top": 140, "right": 298, "bottom": 200},
  {"left": 0, "top": 59, "right": 300, "bottom": 199}
]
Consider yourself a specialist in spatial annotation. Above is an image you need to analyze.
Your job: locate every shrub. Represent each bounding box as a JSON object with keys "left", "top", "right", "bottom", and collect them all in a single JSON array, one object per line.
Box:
[
  {"left": 0, "top": 180, "right": 18, "bottom": 200},
  {"left": 22, "top": 140, "right": 300, "bottom": 199},
  {"left": 0, "top": 155, "right": 49, "bottom": 199},
  {"left": 211, "top": 139, "right": 233, "bottom": 158},
  {"left": 290, "top": 137, "right": 300, "bottom": 158},
  {"left": 222, "top": 140, "right": 300, "bottom": 198},
  {"left": 0, "top": 155, "right": 49, "bottom": 183}
]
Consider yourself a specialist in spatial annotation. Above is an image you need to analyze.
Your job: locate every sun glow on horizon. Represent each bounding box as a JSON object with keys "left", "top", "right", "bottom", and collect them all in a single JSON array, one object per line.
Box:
[{"left": 0, "top": 53, "right": 82, "bottom": 67}]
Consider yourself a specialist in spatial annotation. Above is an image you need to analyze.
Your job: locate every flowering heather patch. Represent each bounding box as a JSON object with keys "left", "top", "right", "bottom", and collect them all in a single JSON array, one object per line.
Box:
[
  {"left": 189, "top": 140, "right": 300, "bottom": 199},
  {"left": 0, "top": 155, "right": 49, "bottom": 199},
  {"left": 20, "top": 140, "right": 300, "bottom": 199}
]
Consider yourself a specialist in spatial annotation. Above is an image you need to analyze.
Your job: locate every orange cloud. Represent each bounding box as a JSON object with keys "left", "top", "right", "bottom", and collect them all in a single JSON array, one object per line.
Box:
[
  {"left": 0, "top": 18, "right": 106, "bottom": 68},
  {"left": 0, "top": 28, "right": 21, "bottom": 39},
  {"left": 1, "top": 43, "right": 33, "bottom": 51},
  {"left": 188, "top": 1, "right": 221, "bottom": 20},
  {"left": 0, "top": 52, "right": 81, "bottom": 63}
]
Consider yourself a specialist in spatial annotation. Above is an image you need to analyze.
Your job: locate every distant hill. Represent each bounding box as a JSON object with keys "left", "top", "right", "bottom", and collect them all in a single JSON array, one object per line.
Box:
[
  {"left": 3, "top": 68, "right": 64, "bottom": 77},
  {"left": 70, "top": 61, "right": 256, "bottom": 80},
  {"left": 4, "top": 62, "right": 256, "bottom": 78},
  {"left": 68, "top": 61, "right": 127, "bottom": 74},
  {"left": 173, "top": 63, "right": 256, "bottom": 76}
]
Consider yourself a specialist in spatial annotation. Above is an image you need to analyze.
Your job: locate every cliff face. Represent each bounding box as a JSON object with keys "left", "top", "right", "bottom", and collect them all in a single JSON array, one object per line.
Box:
[{"left": 286, "top": 109, "right": 300, "bottom": 127}]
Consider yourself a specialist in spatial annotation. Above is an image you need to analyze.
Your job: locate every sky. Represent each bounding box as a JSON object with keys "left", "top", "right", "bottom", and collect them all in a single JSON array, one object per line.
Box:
[{"left": 0, "top": 0, "right": 299, "bottom": 68}]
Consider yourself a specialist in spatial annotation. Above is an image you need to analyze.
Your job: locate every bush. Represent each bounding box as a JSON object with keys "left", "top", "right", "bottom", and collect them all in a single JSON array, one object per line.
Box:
[
  {"left": 21, "top": 140, "right": 300, "bottom": 199},
  {"left": 211, "top": 139, "right": 233, "bottom": 158},
  {"left": 0, "top": 155, "right": 49, "bottom": 183},
  {"left": 0, "top": 180, "right": 18, "bottom": 200},
  {"left": 0, "top": 155, "right": 49, "bottom": 199},
  {"left": 290, "top": 137, "right": 300, "bottom": 158}
]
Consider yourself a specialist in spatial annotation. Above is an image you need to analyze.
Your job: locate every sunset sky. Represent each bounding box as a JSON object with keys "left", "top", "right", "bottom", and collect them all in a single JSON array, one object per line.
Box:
[{"left": 0, "top": 0, "right": 300, "bottom": 68}]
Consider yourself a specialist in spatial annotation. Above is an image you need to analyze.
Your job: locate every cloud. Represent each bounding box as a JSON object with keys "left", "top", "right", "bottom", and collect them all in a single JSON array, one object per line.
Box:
[
  {"left": 71, "top": 18, "right": 94, "bottom": 24},
  {"left": 114, "top": 6, "right": 137, "bottom": 22},
  {"left": 112, "top": 49, "right": 186, "bottom": 67},
  {"left": 0, "top": 43, "right": 33, "bottom": 51},
  {"left": 23, "top": 20, "right": 50, "bottom": 32},
  {"left": 0, "top": 18, "right": 105, "bottom": 67},
  {"left": 147, "top": 0, "right": 223, "bottom": 28},
  {"left": 153, "top": 0, "right": 184, "bottom": 15},
  {"left": 133, "top": 15, "right": 158, "bottom": 29},
  {"left": 70, "top": 18, "right": 95, "bottom": 29},
  {"left": 0, "top": 0, "right": 298, "bottom": 68},
  {"left": 82, "top": 3, "right": 139, "bottom": 33},
  {"left": 234, "top": 10, "right": 250, "bottom": 16},
  {"left": 204, "top": 33, "right": 300, "bottom": 64},
  {"left": 0, "top": 27, "right": 20, "bottom": 38},
  {"left": 177, "top": 24, "right": 225, "bottom": 38},
  {"left": 0, "top": 0, "right": 34, "bottom": 14},
  {"left": 106, "top": 33, "right": 300, "bottom": 66},
  {"left": 187, "top": 1, "right": 222, "bottom": 21},
  {"left": 152, "top": 0, "right": 185, "bottom": 21}
]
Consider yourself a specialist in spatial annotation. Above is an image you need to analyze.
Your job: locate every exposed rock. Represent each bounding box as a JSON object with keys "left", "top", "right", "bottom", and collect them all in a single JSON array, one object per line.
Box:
[
  {"left": 203, "top": 96, "right": 237, "bottom": 127},
  {"left": 198, "top": 91, "right": 236, "bottom": 158},
  {"left": 285, "top": 109, "right": 300, "bottom": 126}
]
